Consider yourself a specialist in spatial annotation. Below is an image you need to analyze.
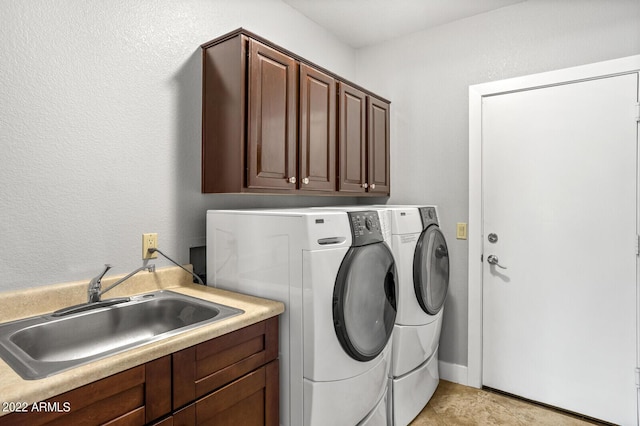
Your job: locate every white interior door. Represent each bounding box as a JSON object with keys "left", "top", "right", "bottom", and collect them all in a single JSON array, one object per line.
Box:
[{"left": 481, "top": 73, "right": 639, "bottom": 425}]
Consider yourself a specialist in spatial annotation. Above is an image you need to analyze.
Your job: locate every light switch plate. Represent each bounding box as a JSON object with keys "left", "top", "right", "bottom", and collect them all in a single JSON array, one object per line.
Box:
[{"left": 456, "top": 223, "right": 467, "bottom": 240}]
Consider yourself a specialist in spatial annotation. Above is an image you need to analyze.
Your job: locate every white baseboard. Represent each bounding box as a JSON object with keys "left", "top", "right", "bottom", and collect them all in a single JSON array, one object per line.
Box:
[{"left": 438, "top": 361, "right": 468, "bottom": 386}]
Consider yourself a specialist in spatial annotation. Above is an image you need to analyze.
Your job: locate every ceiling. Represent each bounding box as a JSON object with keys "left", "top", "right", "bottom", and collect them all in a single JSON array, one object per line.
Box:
[{"left": 282, "top": 0, "right": 526, "bottom": 48}]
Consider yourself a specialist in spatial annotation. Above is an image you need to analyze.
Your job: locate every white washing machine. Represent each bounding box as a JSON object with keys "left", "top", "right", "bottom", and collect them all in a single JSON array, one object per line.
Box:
[
  {"left": 207, "top": 208, "right": 397, "bottom": 426},
  {"left": 375, "top": 205, "right": 450, "bottom": 426}
]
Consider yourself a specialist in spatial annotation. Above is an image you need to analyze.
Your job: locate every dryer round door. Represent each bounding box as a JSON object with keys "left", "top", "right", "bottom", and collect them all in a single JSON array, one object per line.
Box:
[
  {"left": 413, "top": 225, "right": 449, "bottom": 315},
  {"left": 333, "top": 242, "right": 397, "bottom": 362}
]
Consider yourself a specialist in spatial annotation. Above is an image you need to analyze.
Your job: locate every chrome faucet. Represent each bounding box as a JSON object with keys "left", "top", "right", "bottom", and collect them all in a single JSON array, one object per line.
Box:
[
  {"left": 88, "top": 264, "right": 113, "bottom": 303},
  {"left": 87, "top": 264, "right": 155, "bottom": 303}
]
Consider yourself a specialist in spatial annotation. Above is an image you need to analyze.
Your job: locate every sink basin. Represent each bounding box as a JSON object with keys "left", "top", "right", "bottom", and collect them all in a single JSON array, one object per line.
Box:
[{"left": 0, "top": 290, "right": 244, "bottom": 379}]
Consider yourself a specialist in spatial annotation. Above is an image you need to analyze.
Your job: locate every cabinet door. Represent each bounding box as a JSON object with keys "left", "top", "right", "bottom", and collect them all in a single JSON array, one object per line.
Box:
[
  {"left": 172, "top": 360, "right": 279, "bottom": 426},
  {"left": 247, "top": 39, "right": 298, "bottom": 190},
  {"left": 299, "top": 64, "right": 336, "bottom": 192},
  {"left": 367, "top": 96, "right": 390, "bottom": 194},
  {"left": 338, "top": 82, "right": 367, "bottom": 193}
]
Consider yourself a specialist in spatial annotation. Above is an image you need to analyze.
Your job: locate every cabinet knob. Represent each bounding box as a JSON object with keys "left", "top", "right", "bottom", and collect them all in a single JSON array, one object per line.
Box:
[
  {"left": 362, "top": 183, "right": 369, "bottom": 189},
  {"left": 302, "top": 177, "right": 310, "bottom": 185},
  {"left": 287, "top": 177, "right": 297, "bottom": 184},
  {"left": 370, "top": 183, "right": 376, "bottom": 190}
]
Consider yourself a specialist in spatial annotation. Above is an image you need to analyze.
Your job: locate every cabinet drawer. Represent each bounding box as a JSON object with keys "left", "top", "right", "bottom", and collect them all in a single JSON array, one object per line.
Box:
[
  {"left": 2, "top": 366, "right": 145, "bottom": 426},
  {"left": 172, "top": 316, "right": 278, "bottom": 409},
  {"left": 172, "top": 360, "right": 278, "bottom": 426}
]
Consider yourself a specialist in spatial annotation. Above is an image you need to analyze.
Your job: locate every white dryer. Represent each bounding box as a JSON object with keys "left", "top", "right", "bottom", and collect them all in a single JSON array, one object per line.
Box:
[
  {"left": 378, "top": 205, "right": 450, "bottom": 426},
  {"left": 207, "top": 209, "right": 397, "bottom": 426}
]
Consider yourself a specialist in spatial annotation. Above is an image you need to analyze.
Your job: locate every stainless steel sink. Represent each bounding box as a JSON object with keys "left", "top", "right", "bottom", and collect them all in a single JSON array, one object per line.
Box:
[{"left": 0, "top": 290, "right": 244, "bottom": 379}]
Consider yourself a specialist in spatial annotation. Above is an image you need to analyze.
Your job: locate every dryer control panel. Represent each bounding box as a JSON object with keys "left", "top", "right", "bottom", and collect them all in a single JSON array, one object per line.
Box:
[
  {"left": 348, "top": 211, "right": 384, "bottom": 246},
  {"left": 419, "top": 206, "right": 439, "bottom": 229}
]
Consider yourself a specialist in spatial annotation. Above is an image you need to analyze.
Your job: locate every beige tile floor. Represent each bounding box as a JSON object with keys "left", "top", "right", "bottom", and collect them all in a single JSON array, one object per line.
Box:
[{"left": 410, "top": 380, "right": 604, "bottom": 425}]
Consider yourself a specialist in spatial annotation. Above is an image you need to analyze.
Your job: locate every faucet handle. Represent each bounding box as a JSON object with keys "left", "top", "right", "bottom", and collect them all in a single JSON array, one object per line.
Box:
[
  {"left": 88, "top": 264, "right": 113, "bottom": 303},
  {"left": 97, "top": 264, "right": 113, "bottom": 280}
]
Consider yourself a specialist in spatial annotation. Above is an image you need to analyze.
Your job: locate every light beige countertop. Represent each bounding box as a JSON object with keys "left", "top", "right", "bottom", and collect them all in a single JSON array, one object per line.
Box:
[{"left": 0, "top": 265, "right": 284, "bottom": 416}]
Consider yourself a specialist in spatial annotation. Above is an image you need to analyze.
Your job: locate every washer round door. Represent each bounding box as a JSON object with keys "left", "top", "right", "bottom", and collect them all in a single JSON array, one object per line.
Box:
[
  {"left": 413, "top": 225, "right": 449, "bottom": 315},
  {"left": 333, "top": 242, "right": 397, "bottom": 362}
]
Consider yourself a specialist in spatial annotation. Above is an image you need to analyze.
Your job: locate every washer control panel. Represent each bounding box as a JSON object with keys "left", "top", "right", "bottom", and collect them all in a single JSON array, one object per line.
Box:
[
  {"left": 418, "top": 206, "right": 439, "bottom": 229},
  {"left": 348, "top": 211, "right": 383, "bottom": 246}
]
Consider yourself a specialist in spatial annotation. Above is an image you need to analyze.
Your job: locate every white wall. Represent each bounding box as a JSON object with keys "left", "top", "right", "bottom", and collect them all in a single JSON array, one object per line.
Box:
[
  {"left": 0, "top": 0, "right": 358, "bottom": 292},
  {"left": 3, "top": 0, "right": 640, "bottom": 373},
  {"left": 355, "top": 0, "right": 640, "bottom": 369}
]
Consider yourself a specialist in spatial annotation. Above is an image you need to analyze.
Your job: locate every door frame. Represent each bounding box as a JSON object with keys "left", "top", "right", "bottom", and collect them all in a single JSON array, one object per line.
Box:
[{"left": 467, "top": 54, "right": 640, "bottom": 388}]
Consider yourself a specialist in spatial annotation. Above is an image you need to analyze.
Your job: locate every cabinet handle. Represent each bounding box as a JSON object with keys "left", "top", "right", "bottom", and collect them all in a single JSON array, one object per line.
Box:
[
  {"left": 302, "top": 177, "right": 309, "bottom": 185},
  {"left": 362, "top": 183, "right": 368, "bottom": 189},
  {"left": 287, "top": 177, "right": 297, "bottom": 184},
  {"left": 370, "top": 184, "right": 376, "bottom": 190}
]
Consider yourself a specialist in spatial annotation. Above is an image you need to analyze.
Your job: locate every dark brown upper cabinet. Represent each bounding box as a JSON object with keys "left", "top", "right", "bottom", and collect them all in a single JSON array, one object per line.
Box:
[
  {"left": 201, "top": 28, "right": 390, "bottom": 196},
  {"left": 338, "top": 83, "right": 367, "bottom": 193},
  {"left": 367, "top": 96, "right": 391, "bottom": 194},
  {"left": 247, "top": 40, "right": 298, "bottom": 190},
  {"left": 300, "top": 64, "right": 336, "bottom": 192},
  {"left": 338, "top": 83, "right": 391, "bottom": 194}
]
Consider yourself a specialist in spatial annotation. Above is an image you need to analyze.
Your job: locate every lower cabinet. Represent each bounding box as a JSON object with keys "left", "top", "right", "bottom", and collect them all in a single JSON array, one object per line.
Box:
[
  {"left": 171, "top": 361, "right": 278, "bottom": 426},
  {"left": 1, "top": 317, "right": 279, "bottom": 426},
  {"left": 170, "top": 316, "right": 279, "bottom": 426},
  {"left": 0, "top": 358, "right": 170, "bottom": 426}
]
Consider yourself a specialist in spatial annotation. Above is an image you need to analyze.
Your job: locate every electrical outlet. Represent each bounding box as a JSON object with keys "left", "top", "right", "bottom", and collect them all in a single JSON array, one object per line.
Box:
[{"left": 142, "top": 233, "right": 158, "bottom": 259}]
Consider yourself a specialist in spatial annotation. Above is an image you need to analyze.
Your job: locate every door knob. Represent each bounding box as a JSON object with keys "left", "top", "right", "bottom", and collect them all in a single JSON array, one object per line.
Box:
[
  {"left": 370, "top": 183, "right": 376, "bottom": 190},
  {"left": 287, "top": 177, "right": 296, "bottom": 184},
  {"left": 302, "top": 177, "right": 309, "bottom": 185},
  {"left": 362, "top": 183, "right": 369, "bottom": 189},
  {"left": 487, "top": 255, "right": 507, "bottom": 269}
]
